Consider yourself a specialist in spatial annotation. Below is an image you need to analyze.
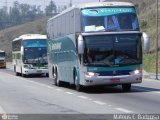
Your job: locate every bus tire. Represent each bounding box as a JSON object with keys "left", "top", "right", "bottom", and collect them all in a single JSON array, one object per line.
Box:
[
  {"left": 16, "top": 72, "right": 19, "bottom": 76},
  {"left": 46, "top": 73, "right": 49, "bottom": 77},
  {"left": 73, "top": 69, "right": 83, "bottom": 92},
  {"left": 22, "top": 73, "right": 26, "bottom": 77},
  {"left": 14, "top": 66, "right": 16, "bottom": 72},
  {"left": 54, "top": 67, "right": 62, "bottom": 87},
  {"left": 122, "top": 84, "right": 131, "bottom": 92},
  {"left": 14, "top": 66, "right": 18, "bottom": 76}
]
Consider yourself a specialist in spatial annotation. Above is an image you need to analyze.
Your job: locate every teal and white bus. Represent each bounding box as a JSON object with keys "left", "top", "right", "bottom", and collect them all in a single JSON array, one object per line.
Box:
[
  {"left": 12, "top": 34, "right": 48, "bottom": 77},
  {"left": 47, "top": 2, "right": 150, "bottom": 91}
]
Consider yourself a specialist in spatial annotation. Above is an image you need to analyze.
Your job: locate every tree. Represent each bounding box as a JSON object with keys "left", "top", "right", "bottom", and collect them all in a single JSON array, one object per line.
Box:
[
  {"left": 10, "top": 1, "right": 21, "bottom": 25},
  {"left": 45, "top": 0, "right": 57, "bottom": 16}
]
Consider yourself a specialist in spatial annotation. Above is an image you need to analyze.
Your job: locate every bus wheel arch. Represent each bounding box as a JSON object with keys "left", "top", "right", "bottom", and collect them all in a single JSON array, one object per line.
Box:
[
  {"left": 52, "top": 66, "right": 56, "bottom": 79},
  {"left": 14, "top": 65, "right": 18, "bottom": 76},
  {"left": 53, "top": 66, "right": 62, "bottom": 86},
  {"left": 73, "top": 68, "right": 83, "bottom": 92}
]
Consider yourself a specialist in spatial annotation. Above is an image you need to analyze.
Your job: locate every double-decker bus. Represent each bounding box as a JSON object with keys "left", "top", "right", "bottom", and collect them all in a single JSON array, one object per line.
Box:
[
  {"left": 47, "top": 2, "right": 150, "bottom": 91},
  {"left": 0, "top": 50, "right": 6, "bottom": 68},
  {"left": 12, "top": 34, "right": 48, "bottom": 77}
]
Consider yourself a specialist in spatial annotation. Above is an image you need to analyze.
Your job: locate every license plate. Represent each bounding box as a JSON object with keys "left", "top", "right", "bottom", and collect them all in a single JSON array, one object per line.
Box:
[
  {"left": 110, "top": 78, "right": 120, "bottom": 83},
  {"left": 37, "top": 70, "right": 42, "bottom": 73}
]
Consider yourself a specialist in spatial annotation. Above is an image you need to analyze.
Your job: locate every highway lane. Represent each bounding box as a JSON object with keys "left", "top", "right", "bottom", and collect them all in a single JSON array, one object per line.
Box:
[
  {"left": 0, "top": 63, "right": 160, "bottom": 114},
  {"left": 0, "top": 67, "right": 122, "bottom": 114}
]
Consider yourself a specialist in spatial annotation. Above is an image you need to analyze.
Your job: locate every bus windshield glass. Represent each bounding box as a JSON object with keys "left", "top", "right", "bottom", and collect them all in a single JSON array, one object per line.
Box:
[
  {"left": 81, "top": 7, "right": 139, "bottom": 32},
  {"left": 23, "top": 39, "right": 47, "bottom": 64},
  {"left": 83, "top": 34, "right": 142, "bottom": 67},
  {"left": 24, "top": 47, "right": 47, "bottom": 64},
  {"left": 0, "top": 52, "right": 5, "bottom": 58}
]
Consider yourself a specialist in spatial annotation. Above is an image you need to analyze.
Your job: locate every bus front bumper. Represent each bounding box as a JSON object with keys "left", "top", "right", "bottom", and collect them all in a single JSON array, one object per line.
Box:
[
  {"left": 0, "top": 63, "right": 6, "bottom": 68},
  {"left": 23, "top": 68, "right": 48, "bottom": 75},
  {"left": 83, "top": 74, "right": 142, "bottom": 86}
]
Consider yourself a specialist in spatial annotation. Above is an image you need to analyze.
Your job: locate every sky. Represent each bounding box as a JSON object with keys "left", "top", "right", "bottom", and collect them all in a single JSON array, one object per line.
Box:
[{"left": 0, "top": 0, "right": 99, "bottom": 10}]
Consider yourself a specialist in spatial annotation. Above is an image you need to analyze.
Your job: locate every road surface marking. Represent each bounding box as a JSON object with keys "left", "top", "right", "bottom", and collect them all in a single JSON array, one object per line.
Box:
[
  {"left": 115, "top": 108, "right": 132, "bottom": 113},
  {"left": 65, "top": 92, "right": 74, "bottom": 95},
  {"left": 108, "top": 105, "right": 113, "bottom": 107},
  {"left": 55, "top": 89, "right": 63, "bottom": 91},
  {"left": 0, "top": 106, "right": 6, "bottom": 114},
  {"left": 47, "top": 86, "right": 54, "bottom": 89},
  {"left": 152, "top": 91, "right": 160, "bottom": 94},
  {"left": 93, "top": 101, "right": 106, "bottom": 105},
  {"left": 78, "top": 96, "right": 91, "bottom": 100}
]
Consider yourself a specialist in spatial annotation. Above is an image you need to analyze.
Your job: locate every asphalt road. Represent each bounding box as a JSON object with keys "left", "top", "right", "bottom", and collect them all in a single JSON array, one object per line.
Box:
[{"left": 0, "top": 63, "right": 160, "bottom": 119}]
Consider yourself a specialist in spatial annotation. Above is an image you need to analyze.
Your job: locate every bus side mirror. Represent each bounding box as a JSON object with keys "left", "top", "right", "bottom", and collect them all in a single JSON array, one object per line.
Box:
[
  {"left": 142, "top": 32, "right": 150, "bottom": 53},
  {"left": 78, "top": 35, "right": 84, "bottom": 54}
]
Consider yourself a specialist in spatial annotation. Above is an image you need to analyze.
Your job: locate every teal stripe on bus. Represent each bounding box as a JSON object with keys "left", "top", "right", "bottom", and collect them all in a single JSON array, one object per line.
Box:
[{"left": 87, "top": 65, "right": 141, "bottom": 72}]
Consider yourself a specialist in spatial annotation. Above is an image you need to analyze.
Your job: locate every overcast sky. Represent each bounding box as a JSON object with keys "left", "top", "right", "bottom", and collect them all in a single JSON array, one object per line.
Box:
[{"left": 1, "top": 0, "right": 99, "bottom": 9}]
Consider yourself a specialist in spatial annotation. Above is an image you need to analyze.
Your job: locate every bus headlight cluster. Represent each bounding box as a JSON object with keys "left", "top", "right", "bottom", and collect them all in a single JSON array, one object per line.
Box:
[
  {"left": 129, "top": 69, "right": 141, "bottom": 75},
  {"left": 85, "top": 72, "right": 99, "bottom": 77}
]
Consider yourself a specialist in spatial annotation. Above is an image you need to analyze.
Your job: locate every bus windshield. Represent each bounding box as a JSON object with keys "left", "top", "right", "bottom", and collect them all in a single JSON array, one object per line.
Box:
[
  {"left": 24, "top": 47, "right": 47, "bottom": 64},
  {"left": 83, "top": 34, "right": 142, "bottom": 67},
  {"left": 81, "top": 7, "right": 139, "bottom": 32},
  {"left": 0, "top": 52, "right": 5, "bottom": 58}
]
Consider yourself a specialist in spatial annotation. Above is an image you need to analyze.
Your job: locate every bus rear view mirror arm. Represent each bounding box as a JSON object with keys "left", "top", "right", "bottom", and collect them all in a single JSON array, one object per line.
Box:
[
  {"left": 143, "top": 32, "right": 150, "bottom": 53},
  {"left": 78, "top": 35, "right": 84, "bottom": 54}
]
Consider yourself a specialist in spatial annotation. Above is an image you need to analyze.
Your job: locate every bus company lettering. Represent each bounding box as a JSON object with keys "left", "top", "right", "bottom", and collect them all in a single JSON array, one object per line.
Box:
[{"left": 52, "top": 43, "right": 62, "bottom": 50}]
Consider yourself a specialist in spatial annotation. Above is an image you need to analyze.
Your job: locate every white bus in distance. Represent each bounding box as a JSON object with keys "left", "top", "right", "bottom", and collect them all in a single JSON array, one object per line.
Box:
[{"left": 12, "top": 34, "right": 48, "bottom": 77}]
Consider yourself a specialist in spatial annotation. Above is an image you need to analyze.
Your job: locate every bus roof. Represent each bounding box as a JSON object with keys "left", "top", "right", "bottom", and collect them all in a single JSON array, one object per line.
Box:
[
  {"left": 0, "top": 50, "right": 5, "bottom": 53},
  {"left": 13, "top": 34, "right": 47, "bottom": 41},
  {"left": 78, "top": 2, "right": 134, "bottom": 9},
  {"left": 48, "top": 2, "right": 134, "bottom": 21}
]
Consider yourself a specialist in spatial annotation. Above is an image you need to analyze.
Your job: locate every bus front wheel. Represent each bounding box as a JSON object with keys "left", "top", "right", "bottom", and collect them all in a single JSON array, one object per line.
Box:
[
  {"left": 73, "top": 69, "right": 83, "bottom": 92},
  {"left": 122, "top": 84, "right": 131, "bottom": 92},
  {"left": 54, "top": 68, "right": 61, "bottom": 87}
]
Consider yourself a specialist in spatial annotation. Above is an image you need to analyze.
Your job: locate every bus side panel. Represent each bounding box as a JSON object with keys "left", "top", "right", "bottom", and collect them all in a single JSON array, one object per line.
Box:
[
  {"left": 47, "top": 40, "right": 53, "bottom": 79},
  {"left": 50, "top": 35, "right": 79, "bottom": 84}
]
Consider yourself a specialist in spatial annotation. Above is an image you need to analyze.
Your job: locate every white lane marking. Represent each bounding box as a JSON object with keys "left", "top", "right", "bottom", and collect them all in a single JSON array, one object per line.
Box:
[
  {"left": 78, "top": 96, "right": 91, "bottom": 100},
  {"left": 93, "top": 101, "right": 106, "bottom": 105},
  {"left": 152, "top": 91, "right": 160, "bottom": 94},
  {"left": 0, "top": 106, "right": 6, "bottom": 113},
  {"left": 108, "top": 105, "right": 113, "bottom": 107},
  {"left": 47, "top": 86, "right": 54, "bottom": 89},
  {"left": 65, "top": 92, "right": 74, "bottom": 95},
  {"left": 115, "top": 108, "right": 132, "bottom": 113},
  {"left": 55, "top": 89, "right": 63, "bottom": 91}
]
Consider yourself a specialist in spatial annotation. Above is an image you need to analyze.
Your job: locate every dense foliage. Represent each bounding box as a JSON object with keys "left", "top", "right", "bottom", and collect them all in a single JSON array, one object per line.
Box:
[{"left": 0, "top": 0, "right": 57, "bottom": 30}]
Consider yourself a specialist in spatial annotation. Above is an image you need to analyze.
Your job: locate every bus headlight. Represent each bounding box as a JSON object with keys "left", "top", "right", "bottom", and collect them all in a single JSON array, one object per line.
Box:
[
  {"left": 130, "top": 69, "right": 141, "bottom": 75},
  {"left": 85, "top": 72, "right": 99, "bottom": 77}
]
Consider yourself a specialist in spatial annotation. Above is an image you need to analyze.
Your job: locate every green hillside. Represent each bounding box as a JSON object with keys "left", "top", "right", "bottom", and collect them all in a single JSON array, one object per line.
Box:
[
  {"left": 0, "top": 1, "right": 159, "bottom": 72},
  {"left": 137, "top": 1, "right": 160, "bottom": 72},
  {"left": 0, "top": 17, "right": 48, "bottom": 61}
]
